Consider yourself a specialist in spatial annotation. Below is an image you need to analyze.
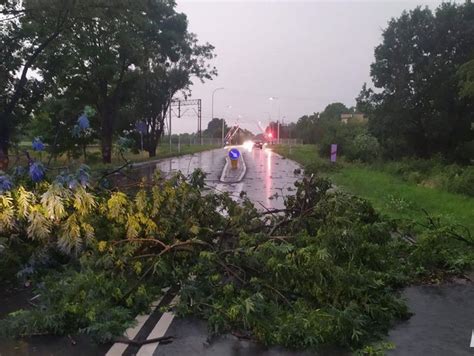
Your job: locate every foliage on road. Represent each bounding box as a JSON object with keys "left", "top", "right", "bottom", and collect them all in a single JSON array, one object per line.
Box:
[{"left": 0, "top": 171, "right": 472, "bottom": 351}]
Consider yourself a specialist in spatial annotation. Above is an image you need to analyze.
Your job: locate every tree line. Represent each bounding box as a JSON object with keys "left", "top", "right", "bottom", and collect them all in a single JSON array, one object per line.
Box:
[
  {"left": 0, "top": 0, "right": 216, "bottom": 170},
  {"left": 292, "top": 1, "right": 474, "bottom": 163}
]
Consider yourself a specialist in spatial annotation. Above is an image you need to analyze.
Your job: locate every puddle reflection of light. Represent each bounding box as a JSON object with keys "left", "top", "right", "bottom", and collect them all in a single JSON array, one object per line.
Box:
[
  {"left": 243, "top": 140, "right": 254, "bottom": 152},
  {"left": 265, "top": 149, "right": 272, "bottom": 207},
  {"left": 266, "top": 148, "right": 272, "bottom": 170}
]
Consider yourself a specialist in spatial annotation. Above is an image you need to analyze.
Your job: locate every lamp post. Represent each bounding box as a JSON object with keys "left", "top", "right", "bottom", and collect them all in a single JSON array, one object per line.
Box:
[
  {"left": 211, "top": 87, "right": 225, "bottom": 146},
  {"left": 223, "top": 105, "right": 232, "bottom": 146},
  {"left": 269, "top": 97, "right": 281, "bottom": 144}
]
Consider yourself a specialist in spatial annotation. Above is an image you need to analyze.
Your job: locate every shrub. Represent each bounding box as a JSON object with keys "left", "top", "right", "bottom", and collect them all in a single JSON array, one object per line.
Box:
[
  {"left": 375, "top": 158, "right": 474, "bottom": 197},
  {"left": 318, "top": 121, "right": 366, "bottom": 158},
  {"left": 444, "top": 166, "right": 474, "bottom": 196},
  {"left": 346, "top": 133, "right": 381, "bottom": 163}
]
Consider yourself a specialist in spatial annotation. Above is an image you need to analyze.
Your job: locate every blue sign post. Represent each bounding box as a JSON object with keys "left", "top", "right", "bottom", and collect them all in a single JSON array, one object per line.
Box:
[
  {"left": 135, "top": 121, "right": 147, "bottom": 151},
  {"left": 330, "top": 144, "right": 337, "bottom": 162},
  {"left": 228, "top": 148, "right": 240, "bottom": 169},
  {"left": 228, "top": 148, "right": 241, "bottom": 160}
]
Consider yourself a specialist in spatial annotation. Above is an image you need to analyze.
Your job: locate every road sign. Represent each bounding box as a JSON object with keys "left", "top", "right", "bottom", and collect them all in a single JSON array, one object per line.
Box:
[
  {"left": 228, "top": 148, "right": 241, "bottom": 161},
  {"left": 331, "top": 144, "right": 337, "bottom": 162},
  {"left": 135, "top": 121, "right": 147, "bottom": 134}
]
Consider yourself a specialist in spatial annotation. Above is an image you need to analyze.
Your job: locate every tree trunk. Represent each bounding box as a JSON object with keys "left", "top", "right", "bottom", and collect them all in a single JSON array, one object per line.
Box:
[
  {"left": 101, "top": 111, "right": 114, "bottom": 163},
  {"left": 146, "top": 116, "right": 164, "bottom": 158},
  {"left": 147, "top": 147, "right": 157, "bottom": 157},
  {"left": 0, "top": 25, "right": 64, "bottom": 171},
  {"left": 0, "top": 112, "right": 10, "bottom": 171},
  {"left": 0, "top": 121, "right": 9, "bottom": 171},
  {"left": 146, "top": 137, "right": 158, "bottom": 157}
]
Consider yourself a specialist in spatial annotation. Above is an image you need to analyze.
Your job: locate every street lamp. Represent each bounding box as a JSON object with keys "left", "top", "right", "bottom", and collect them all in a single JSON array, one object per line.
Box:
[
  {"left": 222, "top": 105, "right": 232, "bottom": 146},
  {"left": 269, "top": 97, "right": 281, "bottom": 144},
  {"left": 211, "top": 87, "right": 225, "bottom": 146}
]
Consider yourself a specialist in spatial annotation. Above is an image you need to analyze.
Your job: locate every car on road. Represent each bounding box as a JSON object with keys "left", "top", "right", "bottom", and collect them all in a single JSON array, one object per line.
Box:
[{"left": 254, "top": 141, "right": 264, "bottom": 149}]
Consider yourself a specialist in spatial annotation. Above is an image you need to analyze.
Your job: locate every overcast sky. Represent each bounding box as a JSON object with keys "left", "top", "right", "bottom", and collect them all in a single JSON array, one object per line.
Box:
[{"left": 174, "top": 0, "right": 449, "bottom": 134}]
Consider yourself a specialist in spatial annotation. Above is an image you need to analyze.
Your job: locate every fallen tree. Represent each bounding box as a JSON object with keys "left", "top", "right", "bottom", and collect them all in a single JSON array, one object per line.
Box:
[{"left": 0, "top": 171, "right": 472, "bottom": 352}]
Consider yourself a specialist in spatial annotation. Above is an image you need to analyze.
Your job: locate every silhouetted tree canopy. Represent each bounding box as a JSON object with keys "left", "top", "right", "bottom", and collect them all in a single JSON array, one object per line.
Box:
[{"left": 361, "top": 2, "right": 474, "bottom": 160}]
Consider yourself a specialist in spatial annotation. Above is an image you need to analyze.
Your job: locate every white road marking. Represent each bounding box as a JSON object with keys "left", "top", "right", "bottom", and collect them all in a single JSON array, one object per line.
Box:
[
  {"left": 136, "top": 296, "right": 180, "bottom": 356},
  {"left": 105, "top": 289, "right": 169, "bottom": 356},
  {"left": 470, "top": 329, "right": 474, "bottom": 348}
]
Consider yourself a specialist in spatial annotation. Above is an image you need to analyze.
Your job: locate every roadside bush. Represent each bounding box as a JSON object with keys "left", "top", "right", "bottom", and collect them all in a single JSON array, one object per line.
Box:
[
  {"left": 376, "top": 158, "right": 474, "bottom": 197},
  {"left": 453, "top": 140, "right": 474, "bottom": 164},
  {"left": 318, "top": 121, "right": 366, "bottom": 158},
  {"left": 304, "top": 155, "right": 339, "bottom": 175},
  {"left": 346, "top": 133, "right": 381, "bottom": 163},
  {"left": 442, "top": 166, "right": 474, "bottom": 197}
]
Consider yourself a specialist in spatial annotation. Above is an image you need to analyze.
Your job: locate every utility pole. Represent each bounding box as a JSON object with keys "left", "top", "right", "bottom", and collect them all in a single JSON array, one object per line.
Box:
[
  {"left": 211, "top": 87, "right": 225, "bottom": 146},
  {"left": 277, "top": 120, "right": 280, "bottom": 145},
  {"left": 224, "top": 105, "right": 232, "bottom": 146},
  {"left": 168, "top": 99, "right": 202, "bottom": 147},
  {"left": 269, "top": 96, "right": 281, "bottom": 144},
  {"left": 198, "top": 99, "right": 202, "bottom": 145},
  {"left": 221, "top": 119, "right": 225, "bottom": 146},
  {"left": 169, "top": 105, "right": 172, "bottom": 153}
]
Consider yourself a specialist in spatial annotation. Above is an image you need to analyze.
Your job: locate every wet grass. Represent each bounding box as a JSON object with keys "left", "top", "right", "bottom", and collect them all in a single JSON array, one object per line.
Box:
[
  {"left": 10, "top": 144, "right": 219, "bottom": 172},
  {"left": 273, "top": 144, "right": 474, "bottom": 233}
]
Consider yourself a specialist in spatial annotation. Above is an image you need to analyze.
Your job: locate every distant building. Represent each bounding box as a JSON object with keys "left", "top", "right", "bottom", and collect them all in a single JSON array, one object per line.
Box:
[{"left": 340, "top": 113, "right": 367, "bottom": 124}]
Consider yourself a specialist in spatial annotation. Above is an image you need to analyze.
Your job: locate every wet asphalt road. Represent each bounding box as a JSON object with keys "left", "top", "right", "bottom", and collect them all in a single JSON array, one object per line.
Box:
[
  {"left": 387, "top": 282, "right": 474, "bottom": 356},
  {"left": 154, "top": 146, "right": 302, "bottom": 210},
  {"left": 152, "top": 317, "right": 345, "bottom": 356}
]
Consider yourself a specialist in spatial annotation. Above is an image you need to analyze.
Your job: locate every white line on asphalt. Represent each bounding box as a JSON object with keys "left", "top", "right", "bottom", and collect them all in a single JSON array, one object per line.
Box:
[
  {"left": 470, "top": 329, "right": 474, "bottom": 348},
  {"left": 105, "top": 288, "right": 169, "bottom": 356},
  {"left": 136, "top": 296, "right": 180, "bottom": 356}
]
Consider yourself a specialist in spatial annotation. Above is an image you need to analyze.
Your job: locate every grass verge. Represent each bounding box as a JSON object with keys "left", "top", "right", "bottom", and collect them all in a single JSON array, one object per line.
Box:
[
  {"left": 273, "top": 144, "right": 474, "bottom": 233},
  {"left": 10, "top": 144, "right": 219, "bottom": 172}
]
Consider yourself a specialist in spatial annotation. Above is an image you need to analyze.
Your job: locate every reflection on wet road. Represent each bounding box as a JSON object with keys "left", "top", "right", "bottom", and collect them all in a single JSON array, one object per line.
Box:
[
  {"left": 237, "top": 147, "right": 302, "bottom": 210},
  {"left": 153, "top": 148, "right": 226, "bottom": 182},
  {"left": 153, "top": 146, "right": 302, "bottom": 210}
]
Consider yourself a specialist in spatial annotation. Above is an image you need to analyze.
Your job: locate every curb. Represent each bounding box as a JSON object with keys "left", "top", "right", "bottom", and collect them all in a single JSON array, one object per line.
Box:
[{"left": 219, "top": 154, "right": 247, "bottom": 183}]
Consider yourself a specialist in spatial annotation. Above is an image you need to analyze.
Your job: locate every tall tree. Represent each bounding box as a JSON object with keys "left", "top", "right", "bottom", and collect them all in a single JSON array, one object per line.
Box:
[
  {"left": 42, "top": 0, "right": 208, "bottom": 163},
  {"left": 0, "top": 0, "right": 75, "bottom": 170},
  {"left": 129, "top": 32, "right": 216, "bottom": 157},
  {"left": 204, "top": 118, "right": 228, "bottom": 139},
  {"left": 458, "top": 59, "right": 474, "bottom": 99},
  {"left": 292, "top": 114, "right": 321, "bottom": 144},
  {"left": 368, "top": 2, "right": 474, "bottom": 159},
  {"left": 319, "top": 102, "right": 350, "bottom": 121}
]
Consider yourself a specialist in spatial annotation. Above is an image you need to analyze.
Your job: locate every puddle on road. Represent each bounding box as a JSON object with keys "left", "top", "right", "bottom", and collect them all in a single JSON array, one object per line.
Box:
[{"left": 388, "top": 282, "right": 474, "bottom": 356}]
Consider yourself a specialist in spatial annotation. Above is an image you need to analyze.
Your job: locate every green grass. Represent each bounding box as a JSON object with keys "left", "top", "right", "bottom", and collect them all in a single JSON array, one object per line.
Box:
[
  {"left": 274, "top": 144, "right": 474, "bottom": 232},
  {"left": 89, "top": 144, "right": 219, "bottom": 170},
  {"left": 11, "top": 143, "right": 219, "bottom": 172},
  {"left": 273, "top": 144, "right": 320, "bottom": 167}
]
